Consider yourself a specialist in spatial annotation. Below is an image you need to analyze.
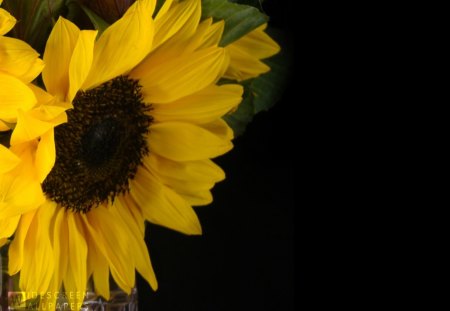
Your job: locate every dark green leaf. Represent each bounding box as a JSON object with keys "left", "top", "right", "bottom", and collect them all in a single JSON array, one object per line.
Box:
[
  {"left": 229, "top": 0, "right": 265, "bottom": 7},
  {"left": 223, "top": 89, "right": 255, "bottom": 137},
  {"left": 201, "top": 0, "right": 268, "bottom": 46},
  {"left": 224, "top": 30, "right": 292, "bottom": 136},
  {"left": 251, "top": 51, "right": 291, "bottom": 114},
  {"left": 79, "top": 5, "right": 110, "bottom": 36}
]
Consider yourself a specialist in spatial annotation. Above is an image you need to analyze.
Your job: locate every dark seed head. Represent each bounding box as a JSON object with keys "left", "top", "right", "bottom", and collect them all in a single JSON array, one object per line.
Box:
[
  {"left": 81, "top": 118, "right": 123, "bottom": 167},
  {"left": 42, "top": 76, "right": 152, "bottom": 213}
]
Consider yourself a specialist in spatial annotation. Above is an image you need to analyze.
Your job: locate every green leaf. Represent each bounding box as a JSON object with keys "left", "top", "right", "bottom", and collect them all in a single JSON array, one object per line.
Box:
[
  {"left": 251, "top": 50, "right": 291, "bottom": 114},
  {"left": 201, "top": 0, "right": 268, "bottom": 46},
  {"left": 79, "top": 5, "right": 110, "bottom": 36},
  {"left": 223, "top": 88, "right": 255, "bottom": 137},
  {"left": 224, "top": 30, "right": 292, "bottom": 136},
  {"left": 2, "top": 0, "right": 65, "bottom": 54},
  {"left": 229, "top": 0, "right": 265, "bottom": 7}
]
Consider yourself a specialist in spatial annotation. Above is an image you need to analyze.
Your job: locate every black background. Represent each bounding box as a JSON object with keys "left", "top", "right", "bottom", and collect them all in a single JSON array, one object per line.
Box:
[{"left": 138, "top": 1, "right": 295, "bottom": 310}]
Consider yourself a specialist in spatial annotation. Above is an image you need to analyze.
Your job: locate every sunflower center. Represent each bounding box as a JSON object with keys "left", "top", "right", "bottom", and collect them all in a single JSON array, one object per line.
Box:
[
  {"left": 42, "top": 76, "right": 152, "bottom": 213},
  {"left": 81, "top": 118, "right": 123, "bottom": 167}
]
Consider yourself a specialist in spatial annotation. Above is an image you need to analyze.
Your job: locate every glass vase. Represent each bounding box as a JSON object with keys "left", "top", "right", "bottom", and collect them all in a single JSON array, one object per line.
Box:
[{"left": 0, "top": 247, "right": 137, "bottom": 311}]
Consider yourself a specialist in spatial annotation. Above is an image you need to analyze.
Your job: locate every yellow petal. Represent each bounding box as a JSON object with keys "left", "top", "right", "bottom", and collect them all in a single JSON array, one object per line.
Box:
[
  {"left": 224, "top": 24, "right": 280, "bottom": 81},
  {"left": 147, "top": 178, "right": 216, "bottom": 199},
  {"left": 131, "top": 0, "right": 202, "bottom": 79},
  {"left": 130, "top": 167, "right": 202, "bottom": 235},
  {"left": 0, "top": 215, "right": 20, "bottom": 239},
  {"left": 0, "top": 144, "right": 45, "bottom": 219},
  {"left": 224, "top": 44, "right": 270, "bottom": 81},
  {"left": 82, "top": 208, "right": 135, "bottom": 293},
  {"left": 178, "top": 18, "right": 224, "bottom": 54},
  {"left": 200, "top": 118, "right": 234, "bottom": 141},
  {"left": 116, "top": 194, "right": 146, "bottom": 235},
  {"left": 20, "top": 203, "right": 55, "bottom": 294},
  {"left": 0, "top": 36, "right": 44, "bottom": 83},
  {"left": 145, "top": 153, "right": 225, "bottom": 185},
  {"left": 64, "top": 213, "right": 88, "bottom": 309},
  {"left": 154, "top": 0, "right": 173, "bottom": 20},
  {"left": 151, "top": 84, "right": 242, "bottom": 124},
  {"left": 155, "top": 177, "right": 213, "bottom": 206},
  {"left": 68, "top": 30, "right": 97, "bottom": 102},
  {"left": 28, "top": 83, "right": 53, "bottom": 103},
  {"left": 0, "top": 237, "right": 6, "bottom": 247},
  {"left": 0, "top": 7, "right": 15, "bottom": 35},
  {"left": 82, "top": 0, "right": 155, "bottom": 89},
  {"left": 197, "top": 19, "right": 224, "bottom": 50},
  {"left": 28, "top": 102, "right": 68, "bottom": 125},
  {"left": 113, "top": 201, "right": 158, "bottom": 290},
  {"left": 48, "top": 206, "right": 67, "bottom": 296},
  {"left": 152, "top": 0, "right": 199, "bottom": 50},
  {"left": 8, "top": 210, "right": 36, "bottom": 275},
  {"left": 153, "top": 0, "right": 201, "bottom": 49},
  {"left": 0, "top": 73, "right": 36, "bottom": 122},
  {"left": 144, "top": 154, "right": 224, "bottom": 206},
  {"left": 178, "top": 191, "right": 213, "bottom": 207},
  {"left": 43, "top": 17, "right": 80, "bottom": 101},
  {"left": 233, "top": 24, "right": 280, "bottom": 59},
  {"left": 10, "top": 109, "right": 55, "bottom": 145},
  {"left": 133, "top": 17, "right": 223, "bottom": 81},
  {"left": 0, "top": 119, "right": 9, "bottom": 131},
  {"left": 28, "top": 85, "right": 71, "bottom": 126},
  {"left": 52, "top": 208, "right": 69, "bottom": 295},
  {"left": 0, "top": 144, "right": 20, "bottom": 174},
  {"left": 148, "top": 122, "right": 233, "bottom": 161},
  {"left": 35, "top": 129, "right": 55, "bottom": 182},
  {"left": 0, "top": 175, "right": 43, "bottom": 219},
  {"left": 87, "top": 237, "right": 110, "bottom": 300},
  {"left": 134, "top": 47, "right": 227, "bottom": 103},
  {"left": 63, "top": 273, "right": 86, "bottom": 311}
]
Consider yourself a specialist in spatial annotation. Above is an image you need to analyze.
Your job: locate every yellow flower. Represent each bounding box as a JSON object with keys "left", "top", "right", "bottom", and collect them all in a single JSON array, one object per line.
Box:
[
  {"left": 0, "top": 0, "right": 45, "bottom": 131},
  {"left": 1, "top": 2, "right": 64, "bottom": 250},
  {"left": 2, "top": 0, "right": 246, "bottom": 308},
  {"left": 224, "top": 23, "right": 280, "bottom": 81},
  {"left": 0, "top": 0, "right": 15, "bottom": 36}
]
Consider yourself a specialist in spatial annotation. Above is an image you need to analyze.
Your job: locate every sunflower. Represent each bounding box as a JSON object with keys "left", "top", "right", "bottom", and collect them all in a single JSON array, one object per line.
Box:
[
  {"left": 1, "top": 0, "right": 65, "bottom": 250},
  {"left": 1, "top": 0, "right": 282, "bottom": 309},
  {"left": 2, "top": 0, "right": 249, "bottom": 308}
]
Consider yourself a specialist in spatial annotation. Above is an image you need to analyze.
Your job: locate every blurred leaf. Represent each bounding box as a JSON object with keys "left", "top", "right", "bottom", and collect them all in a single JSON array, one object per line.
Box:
[
  {"left": 201, "top": 0, "right": 268, "bottom": 46},
  {"left": 79, "top": 4, "right": 110, "bottom": 35},
  {"left": 77, "top": 0, "right": 136, "bottom": 24},
  {"left": 2, "top": 0, "right": 65, "bottom": 54},
  {"left": 229, "top": 0, "right": 264, "bottom": 7},
  {"left": 64, "top": 0, "right": 102, "bottom": 32}
]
